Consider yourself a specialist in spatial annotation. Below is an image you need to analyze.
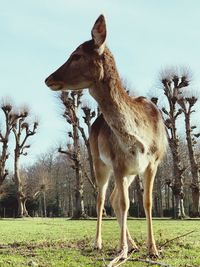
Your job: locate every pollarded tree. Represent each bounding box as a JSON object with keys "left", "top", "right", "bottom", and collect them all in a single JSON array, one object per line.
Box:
[
  {"left": 0, "top": 102, "right": 17, "bottom": 186},
  {"left": 160, "top": 69, "right": 188, "bottom": 218},
  {"left": 59, "top": 91, "right": 86, "bottom": 218},
  {"left": 79, "top": 105, "right": 97, "bottom": 195},
  {"left": 12, "top": 107, "right": 38, "bottom": 217},
  {"left": 178, "top": 92, "right": 200, "bottom": 216}
]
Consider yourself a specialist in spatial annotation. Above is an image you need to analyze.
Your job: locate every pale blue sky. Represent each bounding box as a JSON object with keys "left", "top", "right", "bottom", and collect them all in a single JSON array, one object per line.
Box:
[{"left": 1, "top": 0, "right": 200, "bottom": 169}]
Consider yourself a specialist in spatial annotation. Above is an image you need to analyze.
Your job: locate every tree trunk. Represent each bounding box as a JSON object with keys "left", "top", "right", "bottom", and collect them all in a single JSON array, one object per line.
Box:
[
  {"left": 174, "top": 194, "right": 181, "bottom": 219},
  {"left": 43, "top": 191, "right": 47, "bottom": 217},
  {"left": 14, "top": 153, "right": 28, "bottom": 217},
  {"left": 180, "top": 197, "right": 186, "bottom": 218},
  {"left": 154, "top": 195, "right": 158, "bottom": 217},
  {"left": 169, "top": 117, "right": 186, "bottom": 219},
  {"left": 68, "top": 175, "right": 73, "bottom": 217},
  {"left": 155, "top": 173, "right": 163, "bottom": 217},
  {"left": 17, "top": 194, "right": 23, "bottom": 218},
  {"left": 39, "top": 195, "right": 43, "bottom": 217},
  {"left": 184, "top": 113, "right": 200, "bottom": 217},
  {"left": 165, "top": 184, "right": 170, "bottom": 213},
  {"left": 72, "top": 125, "right": 86, "bottom": 218},
  {"left": 167, "top": 185, "right": 170, "bottom": 211},
  {"left": 174, "top": 192, "right": 186, "bottom": 219},
  {"left": 191, "top": 188, "right": 200, "bottom": 217},
  {"left": 73, "top": 162, "right": 85, "bottom": 218},
  {"left": 22, "top": 198, "right": 29, "bottom": 217},
  {"left": 135, "top": 176, "right": 145, "bottom": 217}
]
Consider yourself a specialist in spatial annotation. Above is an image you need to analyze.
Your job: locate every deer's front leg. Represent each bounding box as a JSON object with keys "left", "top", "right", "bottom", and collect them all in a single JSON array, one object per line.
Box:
[
  {"left": 94, "top": 160, "right": 110, "bottom": 250},
  {"left": 95, "top": 184, "right": 108, "bottom": 249},
  {"left": 118, "top": 177, "right": 129, "bottom": 258},
  {"left": 110, "top": 179, "right": 139, "bottom": 253},
  {"left": 143, "top": 164, "right": 159, "bottom": 258},
  {"left": 108, "top": 176, "right": 129, "bottom": 266}
]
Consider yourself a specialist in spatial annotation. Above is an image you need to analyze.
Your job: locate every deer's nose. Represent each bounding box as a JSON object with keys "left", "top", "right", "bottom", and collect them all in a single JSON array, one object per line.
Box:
[{"left": 45, "top": 75, "right": 54, "bottom": 86}]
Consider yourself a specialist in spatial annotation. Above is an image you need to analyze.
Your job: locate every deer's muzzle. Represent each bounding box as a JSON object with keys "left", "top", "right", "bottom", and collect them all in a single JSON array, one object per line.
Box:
[{"left": 45, "top": 75, "right": 64, "bottom": 91}]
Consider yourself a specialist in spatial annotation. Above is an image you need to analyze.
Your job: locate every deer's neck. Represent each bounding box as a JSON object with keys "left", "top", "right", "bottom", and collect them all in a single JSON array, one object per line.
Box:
[
  {"left": 89, "top": 48, "right": 144, "bottom": 150},
  {"left": 90, "top": 48, "right": 130, "bottom": 122},
  {"left": 90, "top": 48, "right": 134, "bottom": 127}
]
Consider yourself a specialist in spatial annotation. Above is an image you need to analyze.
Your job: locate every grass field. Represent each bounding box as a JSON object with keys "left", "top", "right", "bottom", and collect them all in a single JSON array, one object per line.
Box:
[{"left": 0, "top": 218, "right": 199, "bottom": 267}]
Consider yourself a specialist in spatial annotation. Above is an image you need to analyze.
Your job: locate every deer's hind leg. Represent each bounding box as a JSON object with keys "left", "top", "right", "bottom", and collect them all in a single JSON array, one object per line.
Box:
[
  {"left": 108, "top": 174, "right": 138, "bottom": 267},
  {"left": 108, "top": 174, "right": 130, "bottom": 266},
  {"left": 94, "top": 158, "right": 111, "bottom": 250},
  {"left": 110, "top": 175, "right": 139, "bottom": 252},
  {"left": 143, "top": 163, "right": 159, "bottom": 258}
]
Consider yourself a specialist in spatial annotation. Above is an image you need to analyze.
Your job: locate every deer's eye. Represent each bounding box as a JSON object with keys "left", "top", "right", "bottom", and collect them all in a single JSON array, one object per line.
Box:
[{"left": 71, "top": 54, "right": 82, "bottom": 61}]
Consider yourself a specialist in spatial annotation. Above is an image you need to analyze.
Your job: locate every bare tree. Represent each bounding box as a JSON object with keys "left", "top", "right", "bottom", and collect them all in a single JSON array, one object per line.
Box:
[
  {"left": 21, "top": 150, "right": 69, "bottom": 217},
  {"left": 21, "top": 166, "right": 52, "bottom": 217},
  {"left": 12, "top": 108, "right": 38, "bottom": 217},
  {"left": 160, "top": 70, "right": 188, "bottom": 218},
  {"left": 59, "top": 91, "right": 86, "bottom": 218},
  {"left": 178, "top": 92, "right": 200, "bottom": 216}
]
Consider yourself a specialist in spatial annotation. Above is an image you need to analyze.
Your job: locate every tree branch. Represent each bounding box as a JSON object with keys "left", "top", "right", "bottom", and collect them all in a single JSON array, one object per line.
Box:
[
  {"left": 0, "top": 131, "right": 4, "bottom": 142},
  {"left": 160, "top": 230, "right": 195, "bottom": 248},
  {"left": 101, "top": 256, "right": 174, "bottom": 267}
]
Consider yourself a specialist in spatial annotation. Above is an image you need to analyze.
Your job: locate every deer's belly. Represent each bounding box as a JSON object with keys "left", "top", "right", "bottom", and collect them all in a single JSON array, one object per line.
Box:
[
  {"left": 99, "top": 142, "right": 149, "bottom": 175},
  {"left": 124, "top": 150, "right": 149, "bottom": 175}
]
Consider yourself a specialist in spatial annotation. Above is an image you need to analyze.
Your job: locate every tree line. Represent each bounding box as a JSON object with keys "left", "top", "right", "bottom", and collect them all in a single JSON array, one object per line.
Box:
[
  {"left": 0, "top": 68, "right": 199, "bottom": 219},
  {"left": 0, "top": 102, "right": 38, "bottom": 217}
]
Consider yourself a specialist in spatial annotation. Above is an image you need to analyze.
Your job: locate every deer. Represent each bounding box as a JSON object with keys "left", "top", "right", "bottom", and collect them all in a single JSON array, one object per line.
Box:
[{"left": 45, "top": 14, "right": 168, "bottom": 266}]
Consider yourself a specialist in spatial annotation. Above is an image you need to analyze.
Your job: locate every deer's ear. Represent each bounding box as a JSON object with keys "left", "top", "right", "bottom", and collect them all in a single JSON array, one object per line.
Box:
[{"left": 91, "top": 14, "right": 106, "bottom": 54}]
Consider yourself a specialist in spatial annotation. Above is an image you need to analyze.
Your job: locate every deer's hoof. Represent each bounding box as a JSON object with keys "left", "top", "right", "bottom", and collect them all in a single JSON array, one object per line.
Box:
[
  {"left": 148, "top": 249, "right": 159, "bottom": 258},
  {"left": 148, "top": 244, "right": 159, "bottom": 258},
  {"left": 94, "top": 241, "right": 102, "bottom": 250},
  {"left": 129, "top": 246, "right": 139, "bottom": 253}
]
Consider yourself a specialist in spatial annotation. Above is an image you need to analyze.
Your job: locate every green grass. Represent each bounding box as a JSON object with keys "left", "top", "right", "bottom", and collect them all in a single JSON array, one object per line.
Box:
[{"left": 0, "top": 218, "right": 200, "bottom": 266}]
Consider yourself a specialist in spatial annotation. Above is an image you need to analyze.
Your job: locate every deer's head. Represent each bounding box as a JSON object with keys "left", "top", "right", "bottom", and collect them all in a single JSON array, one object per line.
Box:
[{"left": 45, "top": 15, "right": 107, "bottom": 91}]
